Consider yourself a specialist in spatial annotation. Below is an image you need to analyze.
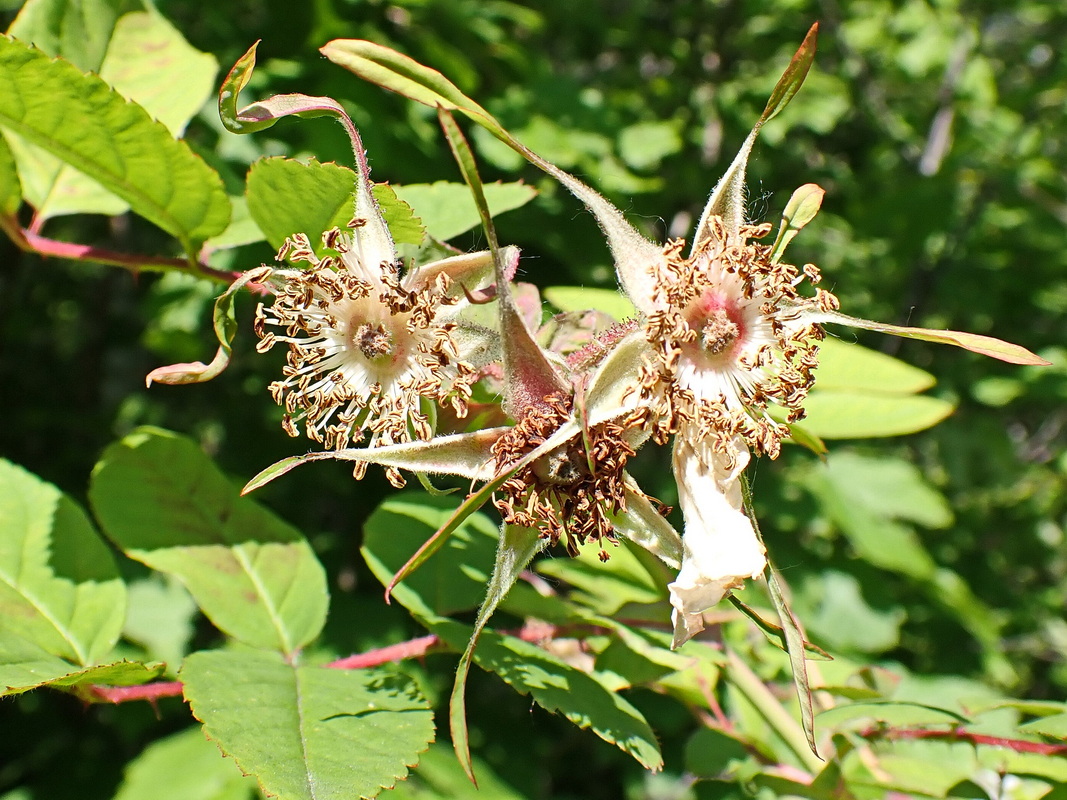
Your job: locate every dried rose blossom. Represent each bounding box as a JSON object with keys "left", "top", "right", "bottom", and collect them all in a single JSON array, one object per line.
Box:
[{"left": 253, "top": 224, "right": 498, "bottom": 486}]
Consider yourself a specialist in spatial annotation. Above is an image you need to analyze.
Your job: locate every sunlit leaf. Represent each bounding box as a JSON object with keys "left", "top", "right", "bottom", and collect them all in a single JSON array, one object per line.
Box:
[
  {"left": 0, "top": 35, "right": 229, "bottom": 251},
  {"left": 394, "top": 180, "right": 536, "bottom": 242},
  {"left": 181, "top": 649, "right": 434, "bottom": 800},
  {"left": 90, "top": 428, "right": 328, "bottom": 655},
  {"left": 6, "top": 10, "right": 218, "bottom": 222},
  {"left": 543, "top": 286, "right": 637, "bottom": 322},
  {"left": 769, "top": 183, "right": 825, "bottom": 264},
  {"left": 0, "top": 460, "right": 126, "bottom": 666},
  {"left": 800, "top": 391, "right": 954, "bottom": 438},
  {"left": 816, "top": 700, "right": 969, "bottom": 728}
]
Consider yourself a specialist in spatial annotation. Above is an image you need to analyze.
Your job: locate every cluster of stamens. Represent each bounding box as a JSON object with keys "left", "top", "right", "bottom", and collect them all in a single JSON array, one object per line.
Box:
[
  {"left": 254, "top": 227, "right": 477, "bottom": 487},
  {"left": 491, "top": 393, "right": 645, "bottom": 559},
  {"left": 635, "top": 215, "right": 834, "bottom": 462}
]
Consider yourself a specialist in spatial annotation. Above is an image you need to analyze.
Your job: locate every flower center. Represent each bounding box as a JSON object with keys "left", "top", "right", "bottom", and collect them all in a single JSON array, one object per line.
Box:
[
  {"left": 700, "top": 308, "right": 741, "bottom": 355},
  {"left": 353, "top": 322, "right": 395, "bottom": 361}
]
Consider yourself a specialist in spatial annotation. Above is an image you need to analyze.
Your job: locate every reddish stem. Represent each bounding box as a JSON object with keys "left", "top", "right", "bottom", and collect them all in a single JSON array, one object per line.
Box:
[
  {"left": 860, "top": 726, "right": 1067, "bottom": 756},
  {"left": 12, "top": 226, "right": 240, "bottom": 283},
  {"left": 327, "top": 634, "right": 442, "bottom": 669},
  {"left": 90, "top": 681, "right": 184, "bottom": 703},
  {"left": 83, "top": 623, "right": 609, "bottom": 704}
]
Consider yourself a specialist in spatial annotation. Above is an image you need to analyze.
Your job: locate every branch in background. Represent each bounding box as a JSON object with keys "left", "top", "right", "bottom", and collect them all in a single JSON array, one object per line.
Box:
[
  {"left": 1, "top": 217, "right": 240, "bottom": 283},
  {"left": 860, "top": 725, "right": 1067, "bottom": 756},
  {"left": 86, "top": 623, "right": 606, "bottom": 705}
]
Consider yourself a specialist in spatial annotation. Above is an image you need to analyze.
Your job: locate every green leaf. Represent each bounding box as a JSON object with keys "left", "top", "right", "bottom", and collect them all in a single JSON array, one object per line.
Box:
[
  {"left": 245, "top": 158, "right": 426, "bottom": 254},
  {"left": 0, "top": 35, "right": 229, "bottom": 251},
  {"left": 1020, "top": 712, "right": 1067, "bottom": 739},
  {"left": 794, "top": 570, "right": 905, "bottom": 654},
  {"left": 0, "top": 628, "right": 164, "bottom": 696},
  {"left": 362, "top": 493, "right": 499, "bottom": 618},
  {"left": 6, "top": 10, "right": 218, "bottom": 222},
  {"left": 382, "top": 743, "right": 527, "bottom": 800},
  {"left": 181, "top": 649, "right": 434, "bottom": 800},
  {"left": 450, "top": 524, "right": 544, "bottom": 781},
  {"left": 818, "top": 452, "right": 954, "bottom": 529},
  {"left": 394, "top": 180, "right": 536, "bottom": 242},
  {"left": 683, "top": 728, "right": 750, "bottom": 780},
  {"left": 247, "top": 157, "right": 359, "bottom": 253},
  {"left": 543, "top": 286, "right": 637, "bottom": 322},
  {"left": 769, "top": 183, "right": 825, "bottom": 264},
  {"left": 122, "top": 574, "right": 198, "bottom": 673},
  {"left": 0, "top": 459, "right": 126, "bottom": 666},
  {"left": 618, "top": 120, "right": 684, "bottom": 171},
  {"left": 800, "top": 390, "right": 954, "bottom": 439},
  {"left": 814, "top": 337, "right": 936, "bottom": 394},
  {"left": 113, "top": 726, "right": 258, "bottom": 800},
  {"left": 373, "top": 183, "right": 426, "bottom": 246},
  {"left": 89, "top": 428, "right": 328, "bottom": 655},
  {"left": 8, "top": 0, "right": 138, "bottom": 72},
  {"left": 437, "top": 625, "right": 663, "bottom": 772},
  {"left": 0, "top": 132, "right": 21, "bottom": 215},
  {"left": 816, "top": 700, "right": 970, "bottom": 729}
]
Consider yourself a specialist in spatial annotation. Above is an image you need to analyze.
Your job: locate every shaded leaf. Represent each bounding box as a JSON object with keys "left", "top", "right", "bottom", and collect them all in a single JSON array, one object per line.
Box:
[
  {"left": 362, "top": 493, "right": 499, "bottom": 617},
  {"left": 182, "top": 649, "right": 434, "bottom": 800},
  {"left": 112, "top": 726, "right": 258, "bottom": 800},
  {"left": 89, "top": 428, "right": 328, "bottom": 655},
  {"left": 0, "top": 132, "right": 21, "bottom": 215},
  {"left": 435, "top": 623, "right": 663, "bottom": 772},
  {"left": 382, "top": 743, "right": 527, "bottom": 800},
  {"left": 0, "top": 459, "right": 126, "bottom": 666},
  {"left": 536, "top": 538, "right": 664, "bottom": 616}
]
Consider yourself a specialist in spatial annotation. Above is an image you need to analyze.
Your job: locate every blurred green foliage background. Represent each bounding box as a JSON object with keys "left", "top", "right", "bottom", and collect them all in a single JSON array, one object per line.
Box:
[{"left": 1, "top": 1, "right": 1065, "bottom": 798}]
